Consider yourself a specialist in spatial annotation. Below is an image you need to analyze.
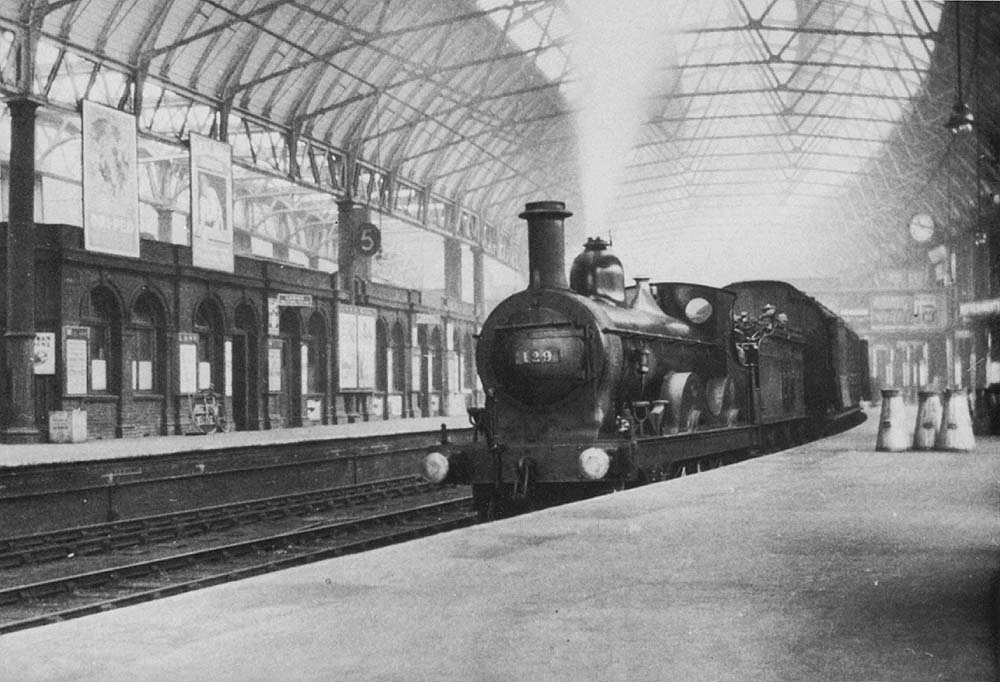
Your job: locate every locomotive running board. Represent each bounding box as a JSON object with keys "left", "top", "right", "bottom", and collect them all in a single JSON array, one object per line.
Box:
[{"left": 631, "top": 425, "right": 758, "bottom": 470}]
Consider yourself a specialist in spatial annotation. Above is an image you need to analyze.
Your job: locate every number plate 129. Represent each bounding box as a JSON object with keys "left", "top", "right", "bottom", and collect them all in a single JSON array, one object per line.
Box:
[{"left": 515, "top": 348, "right": 561, "bottom": 364}]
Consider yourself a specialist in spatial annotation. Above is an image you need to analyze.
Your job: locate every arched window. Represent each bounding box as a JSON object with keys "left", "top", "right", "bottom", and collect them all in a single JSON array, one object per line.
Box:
[
  {"left": 85, "top": 287, "right": 122, "bottom": 394},
  {"left": 132, "top": 292, "right": 165, "bottom": 393}
]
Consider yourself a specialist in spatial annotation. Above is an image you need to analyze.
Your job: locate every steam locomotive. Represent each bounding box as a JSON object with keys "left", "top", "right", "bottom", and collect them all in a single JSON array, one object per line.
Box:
[{"left": 422, "top": 201, "right": 869, "bottom": 519}]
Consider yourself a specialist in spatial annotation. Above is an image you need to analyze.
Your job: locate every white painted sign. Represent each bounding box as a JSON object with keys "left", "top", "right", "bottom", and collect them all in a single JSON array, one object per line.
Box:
[{"left": 278, "top": 293, "right": 314, "bottom": 308}]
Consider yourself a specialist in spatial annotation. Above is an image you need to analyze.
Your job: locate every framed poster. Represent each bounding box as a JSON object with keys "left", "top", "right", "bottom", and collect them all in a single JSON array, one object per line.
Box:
[
  {"left": 33, "top": 332, "right": 55, "bottom": 375},
  {"left": 64, "top": 327, "right": 90, "bottom": 396},
  {"left": 137, "top": 361, "right": 153, "bottom": 391},
  {"left": 357, "top": 311, "right": 376, "bottom": 388},
  {"left": 82, "top": 100, "right": 140, "bottom": 258},
  {"left": 190, "top": 133, "right": 234, "bottom": 273},
  {"left": 301, "top": 343, "right": 309, "bottom": 396},
  {"left": 268, "top": 297, "right": 280, "bottom": 336},
  {"left": 337, "top": 312, "right": 359, "bottom": 390},
  {"left": 91, "top": 359, "right": 107, "bottom": 392},
  {"left": 268, "top": 339, "right": 283, "bottom": 392},
  {"left": 178, "top": 333, "right": 199, "bottom": 394},
  {"left": 337, "top": 305, "right": 377, "bottom": 390},
  {"left": 224, "top": 340, "right": 233, "bottom": 397},
  {"left": 197, "top": 362, "right": 212, "bottom": 390}
]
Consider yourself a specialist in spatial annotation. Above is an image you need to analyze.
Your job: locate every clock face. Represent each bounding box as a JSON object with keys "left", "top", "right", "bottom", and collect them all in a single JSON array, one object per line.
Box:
[{"left": 909, "top": 213, "right": 935, "bottom": 243}]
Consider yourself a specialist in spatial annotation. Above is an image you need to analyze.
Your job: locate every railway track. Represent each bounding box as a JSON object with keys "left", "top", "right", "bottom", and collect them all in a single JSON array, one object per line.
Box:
[
  {"left": 0, "top": 475, "right": 434, "bottom": 569},
  {"left": 0, "top": 495, "right": 475, "bottom": 634},
  {"left": 0, "top": 426, "right": 474, "bottom": 537}
]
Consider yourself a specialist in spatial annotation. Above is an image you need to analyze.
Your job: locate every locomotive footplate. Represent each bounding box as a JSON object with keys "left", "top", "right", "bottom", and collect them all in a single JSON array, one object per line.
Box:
[
  {"left": 471, "top": 441, "right": 628, "bottom": 486},
  {"left": 631, "top": 425, "right": 758, "bottom": 474}
]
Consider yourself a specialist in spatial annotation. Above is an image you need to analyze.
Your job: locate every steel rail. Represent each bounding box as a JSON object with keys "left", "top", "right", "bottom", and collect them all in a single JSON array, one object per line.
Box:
[
  {"left": 0, "top": 498, "right": 475, "bottom": 627},
  {"left": 0, "top": 498, "right": 475, "bottom": 635},
  {"left": 0, "top": 476, "right": 433, "bottom": 568}
]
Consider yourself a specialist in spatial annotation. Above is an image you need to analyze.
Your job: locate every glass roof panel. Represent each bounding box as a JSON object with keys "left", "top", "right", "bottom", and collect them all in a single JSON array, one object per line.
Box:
[{"left": 550, "top": 0, "right": 947, "bottom": 284}]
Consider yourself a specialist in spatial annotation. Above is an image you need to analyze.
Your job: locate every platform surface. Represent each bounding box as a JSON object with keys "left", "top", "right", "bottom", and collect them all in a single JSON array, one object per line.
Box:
[
  {"left": 2, "top": 415, "right": 998, "bottom": 682},
  {"left": 0, "top": 415, "right": 471, "bottom": 467}
]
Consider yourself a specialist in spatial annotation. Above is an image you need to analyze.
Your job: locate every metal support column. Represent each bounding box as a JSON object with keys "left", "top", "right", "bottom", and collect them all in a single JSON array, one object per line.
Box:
[
  {"left": 336, "top": 199, "right": 371, "bottom": 301},
  {"left": 2, "top": 97, "right": 41, "bottom": 443}
]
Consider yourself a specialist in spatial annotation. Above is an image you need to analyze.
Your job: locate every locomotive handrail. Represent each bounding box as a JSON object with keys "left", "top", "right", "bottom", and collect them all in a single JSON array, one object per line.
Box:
[
  {"left": 493, "top": 321, "right": 578, "bottom": 330},
  {"left": 613, "top": 330, "right": 725, "bottom": 347}
]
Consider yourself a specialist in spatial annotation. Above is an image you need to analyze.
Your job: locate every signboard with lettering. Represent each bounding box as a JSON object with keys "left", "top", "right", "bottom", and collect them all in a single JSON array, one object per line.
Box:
[
  {"left": 959, "top": 298, "right": 1000, "bottom": 318},
  {"left": 870, "top": 293, "right": 945, "bottom": 330},
  {"left": 357, "top": 222, "right": 381, "bottom": 256},
  {"left": 277, "top": 293, "right": 314, "bottom": 308}
]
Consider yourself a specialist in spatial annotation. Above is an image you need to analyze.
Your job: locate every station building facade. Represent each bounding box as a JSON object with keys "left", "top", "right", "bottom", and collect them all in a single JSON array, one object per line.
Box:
[
  {"left": 1, "top": 218, "right": 481, "bottom": 440},
  {"left": 0, "top": 91, "right": 503, "bottom": 442}
]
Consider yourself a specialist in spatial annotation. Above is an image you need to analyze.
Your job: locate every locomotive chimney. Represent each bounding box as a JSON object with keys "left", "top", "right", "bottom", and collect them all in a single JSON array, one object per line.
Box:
[{"left": 519, "top": 200, "right": 572, "bottom": 289}]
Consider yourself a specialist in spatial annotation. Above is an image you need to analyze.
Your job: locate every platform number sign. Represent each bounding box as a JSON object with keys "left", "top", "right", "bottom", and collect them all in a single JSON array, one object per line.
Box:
[{"left": 357, "top": 222, "right": 381, "bottom": 256}]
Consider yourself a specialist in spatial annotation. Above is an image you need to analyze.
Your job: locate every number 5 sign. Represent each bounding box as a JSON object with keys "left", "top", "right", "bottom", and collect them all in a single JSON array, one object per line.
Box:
[{"left": 356, "top": 222, "right": 381, "bottom": 256}]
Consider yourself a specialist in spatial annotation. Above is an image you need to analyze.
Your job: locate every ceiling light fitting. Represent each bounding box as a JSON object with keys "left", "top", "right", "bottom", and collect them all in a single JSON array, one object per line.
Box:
[
  {"left": 945, "top": 3, "right": 974, "bottom": 135},
  {"left": 945, "top": 101, "right": 974, "bottom": 135}
]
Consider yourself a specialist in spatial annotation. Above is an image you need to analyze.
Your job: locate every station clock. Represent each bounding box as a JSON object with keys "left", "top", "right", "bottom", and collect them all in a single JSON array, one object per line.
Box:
[{"left": 908, "top": 213, "right": 935, "bottom": 244}]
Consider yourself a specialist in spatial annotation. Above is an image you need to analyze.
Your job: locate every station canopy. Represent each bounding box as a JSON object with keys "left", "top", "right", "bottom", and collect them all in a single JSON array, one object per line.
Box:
[{"left": 0, "top": 0, "right": 994, "bottom": 287}]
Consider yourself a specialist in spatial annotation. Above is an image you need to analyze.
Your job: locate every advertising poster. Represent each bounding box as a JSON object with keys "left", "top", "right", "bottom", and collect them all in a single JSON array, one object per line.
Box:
[
  {"left": 301, "top": 343, "right": 309, "bottom": 396},
  {"left": 178, "top": 333, "right": 199, "bottom": 394},
  {"left": 357, "top": 312, "right": 376, "bottom": 388},
  {"left": 82, "top": 100, "right": 140, "bottom": 258},
  {"left": 190, "top": 133, "right": 234, "bottom": 273},
  {"left": 91, "top": 359, "right": 107, "bottom": 392},
  {"left": 136, "top": 361, "right": 153, "bottom": 391},
  {"left": 224, "top": 340, "right": 233, "bottom": 397},
  {"left": 337, "top": 311, "right": 359, "bottom": 390},
  {"left": 268, "top": 297, "right": 280, "bottom": 336},
  {"left": 268, "top": 339, "right": 283, "bottom": 393},
  {"left": 64, "top": 327, "right": 90, "bottom": 396},
  {"left": 197, "top": 362, "right": 212, "bottom": 390},
  {"left": 337, "top": 305, "right": 377, "bottom": 390},
  {"left": 33, "top": 332, "right": 55, "bottom": 375}
]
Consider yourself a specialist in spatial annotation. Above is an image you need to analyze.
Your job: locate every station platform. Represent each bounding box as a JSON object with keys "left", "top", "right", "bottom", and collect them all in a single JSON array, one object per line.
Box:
[
  {"left": 2, "top": 415, "right": 998, "bottom": 681},
  {"left": 0, "top": 415, "right": 472, "bottom": 467}
]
